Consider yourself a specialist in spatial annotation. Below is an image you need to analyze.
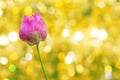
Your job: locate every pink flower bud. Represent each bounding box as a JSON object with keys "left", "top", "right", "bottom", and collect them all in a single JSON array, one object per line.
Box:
[{"left": 19, "top": 14, "right": 47, "bottom": 46}]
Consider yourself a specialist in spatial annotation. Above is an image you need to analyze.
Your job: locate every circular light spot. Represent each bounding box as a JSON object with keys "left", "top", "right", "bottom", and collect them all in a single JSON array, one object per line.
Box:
[
  {"left": 98, "top": 30, "right": 108, "bottom": 40},
  {"left": 98, "top": 2, "right": 105, "bottom": 8},
  {"left": 44, "top": 45, "right": 51, "bottom": 53},
  {"left": 67, "top": 67, "right": 75, "bottom": 76},
  {"left": 0, "top": 57, "right": 8, "bottom": 65},
  {"left": 20, "top": 58, "right": 27, "bottom": 65},
  {"left": 105, "top": 65, "right": 112, "bottom": 73},
  {"left": 90, "top": 29, "right": 108, "bottom": 40},
  {"left": 62, "top": 29, "right": 70, "bottom": 38},
  {"left": 48, "top": 7, "right": 55, "bottom": 14},
  {"left": 0, "top": 9, "right": 3, "bottom": 16},
  {"left": 65, "top": 55, "right": 73, "bottom": 64},
  {"left": 105, "top": 72, "right": 112, "bottom": 79},
  {"left": 76, "top": 64, "right": 84, "bottom": 73},
  {"left": 72, "top": 31, "right": 83, "bottom": 42},
  {"left": 67, "top": 51, "right": 76, "bottom": 62},
  {"left": 0, "top": 1, "right": 6, "bottom": 9},
  {"left": 0, "top": 36, "right": 9, "bottom": 45},
  {"left": 37, "top": 3, "right": 47, "bottom": 13},
  {"left": 90, "top": 28, "right": 99, "bottom": 37},
  {"left": 9, "top": 64, "right": 16, "bottom": 72},
  {"left": 8, "top": 32, "right": 18, "bottom": 42},
  {"left": 25, "top": 53, "right": 33, "bottom": 61},
  {"left": 24, "top": 6, "right": 32, "bottom": 14}
]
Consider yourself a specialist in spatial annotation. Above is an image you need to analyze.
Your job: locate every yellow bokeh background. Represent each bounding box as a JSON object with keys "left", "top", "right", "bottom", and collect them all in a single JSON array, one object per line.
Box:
[{"left": 0, "top": 0, "right": 120, "bottom": 80}]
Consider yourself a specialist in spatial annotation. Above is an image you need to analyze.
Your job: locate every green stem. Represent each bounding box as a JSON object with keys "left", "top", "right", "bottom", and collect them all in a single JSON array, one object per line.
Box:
[{"left": 36, "top": 44, "right": 48, "bottom": 80}]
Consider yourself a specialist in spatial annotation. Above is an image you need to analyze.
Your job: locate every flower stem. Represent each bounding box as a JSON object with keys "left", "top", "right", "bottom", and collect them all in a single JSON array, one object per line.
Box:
[{"left": 36, "top": 44, "right": 48, "bottom": 80}]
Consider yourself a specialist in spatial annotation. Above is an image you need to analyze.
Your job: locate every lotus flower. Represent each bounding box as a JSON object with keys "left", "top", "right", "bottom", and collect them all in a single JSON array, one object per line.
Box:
[{"left": 19, "top": 14, "right": 47, "bottom": 46}]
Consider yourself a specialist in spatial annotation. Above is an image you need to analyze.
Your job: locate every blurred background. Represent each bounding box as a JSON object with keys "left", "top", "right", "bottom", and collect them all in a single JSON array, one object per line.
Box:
[{"left": 0, "top": 0, "right": 120, "bottom": 80}]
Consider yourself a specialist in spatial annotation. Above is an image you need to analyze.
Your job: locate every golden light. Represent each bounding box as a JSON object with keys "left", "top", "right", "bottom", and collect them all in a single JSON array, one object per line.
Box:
[
  {"left": 109, "top": 0, "right": 116, "bottom": 3},
  {"left": 37, "top": 3, "right": 47, "bottom": 13},
  {"left": 67, "top": 65, "right": 75, "bottom": 77},
  {"left": 48, "top": 7, "right": 55, "bottom": 15},
  {"left": 76, "top": 64, "right": 84, "bottom": 73},
  {"left": 0, "top": 1, "right": 6, "bottom": 9},
  {"left": 0, "top": 0, "right": 119, "bottom": 79},
  {"left": 90, "top": 40, "right": 102, "bottom": 47},
  {"left": 20, "top": 58, "right": 27, "bottom": 65},
  {"left": 105, "top": 65, "right": 112, "bottom": 73},
  {"left": 12, "top": 7, "right": 19, "bottom": 15},
  {"left": 61, "top": 75, "right": 69, "bottom": 80},
  {"left": 24, "top": 6, "right": 32, "bottom": 15},
  {"left": 3, "top": 78, "right": 8, "bottom": 80}
]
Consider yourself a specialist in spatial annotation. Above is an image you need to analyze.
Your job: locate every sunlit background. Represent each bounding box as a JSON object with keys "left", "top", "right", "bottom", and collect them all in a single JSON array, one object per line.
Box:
[{"left": 0, "top": 0, "right": 120, "bottom": 80}]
